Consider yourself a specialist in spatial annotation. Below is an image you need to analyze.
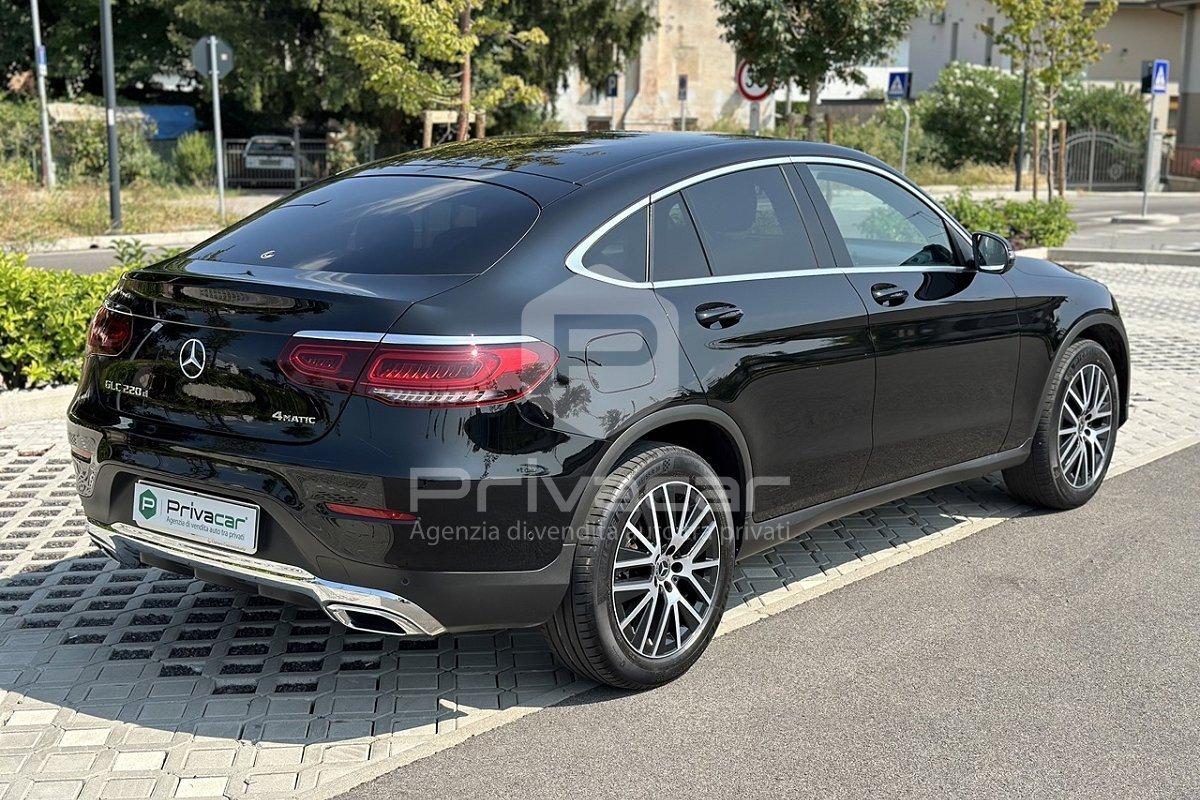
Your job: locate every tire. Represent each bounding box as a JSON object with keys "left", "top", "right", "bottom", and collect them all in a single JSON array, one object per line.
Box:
[
  {"left": 1003, "top": 340, "right": 1120, "bottom": 510},
  {"left": 543, "top": 443, "right": 736, "bottom": 689}
]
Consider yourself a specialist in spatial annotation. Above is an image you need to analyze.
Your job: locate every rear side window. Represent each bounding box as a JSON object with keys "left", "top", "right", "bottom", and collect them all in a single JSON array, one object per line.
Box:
[
  {"left": 682, "top": 166, "right": 816, "bottom": 276},
  {"left": 191, "top": 176, "right": 539, "bottom": 275},
  {"left": 651, "top": 192, "right": 709, "bottom": 282},
  {"left": 581, "top": 207, "right": 648, "bottom": 283}
]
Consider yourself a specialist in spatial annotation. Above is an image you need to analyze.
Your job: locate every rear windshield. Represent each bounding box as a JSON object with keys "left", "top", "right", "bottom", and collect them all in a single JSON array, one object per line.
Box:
[{"left": 191, "top": 175, "right": 539, "bottom": 275}]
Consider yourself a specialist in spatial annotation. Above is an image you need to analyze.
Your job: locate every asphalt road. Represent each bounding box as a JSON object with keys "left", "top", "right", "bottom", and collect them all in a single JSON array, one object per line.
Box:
[
  {"left": 1066, "top": 192, "right": 1200, "bottom": 251},
  {"left": 341, "top": 444, "right": 1200, "bottom": 800}
]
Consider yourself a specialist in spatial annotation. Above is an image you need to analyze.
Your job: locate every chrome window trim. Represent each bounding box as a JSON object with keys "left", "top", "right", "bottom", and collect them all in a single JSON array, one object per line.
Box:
[
  {"left": 295, "top": 330, "right": 538, "bottom": 345},
  {"left": 564, "top": 195, "right": 652, "bottom": 288},
  {"left": 563, "top": 154, "right": 976, "bottom": 290}
]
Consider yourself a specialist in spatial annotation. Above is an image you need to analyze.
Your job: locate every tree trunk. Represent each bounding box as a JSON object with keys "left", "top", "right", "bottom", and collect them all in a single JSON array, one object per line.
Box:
[
  {"left": 803, "top": 78, "right": 820, "bottom": 141},
  {"left": 1045, "top": 102, "right": 1054, "bottom": 202},
  {"left": 456, "top": 4, "right": 472, "bottom": 141}
]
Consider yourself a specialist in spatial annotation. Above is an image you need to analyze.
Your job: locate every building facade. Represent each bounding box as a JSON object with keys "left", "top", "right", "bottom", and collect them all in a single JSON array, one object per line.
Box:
[{"left": 554, "top": 0, "right": 773, "bottom": 132}]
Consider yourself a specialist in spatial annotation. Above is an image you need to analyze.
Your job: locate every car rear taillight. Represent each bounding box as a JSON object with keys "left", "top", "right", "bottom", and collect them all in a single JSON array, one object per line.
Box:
[
  {"left": 278, "top": 337, "right": 558, "bottom": 408},
  {"left": 86, "top": 306, "right": 132, "bottom": 356},
  {"left": 278, "top": 340, "right": 375, "bottom": 392}
]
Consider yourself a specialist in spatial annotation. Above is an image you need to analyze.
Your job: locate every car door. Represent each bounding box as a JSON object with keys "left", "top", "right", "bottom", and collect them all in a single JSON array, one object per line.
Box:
[
  {"left": 796, "top": 161, "right": 1020, "bottom": 489},
  {"left": 650, "top": 164, "right": 875, "bottom": 522}
]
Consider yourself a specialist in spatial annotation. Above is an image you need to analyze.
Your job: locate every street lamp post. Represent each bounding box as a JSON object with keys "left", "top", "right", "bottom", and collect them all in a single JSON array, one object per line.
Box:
[
  {"left": 99, "top": 0, "right": 121, "bottom": 230},
  {"left": 29, "top": 0, "right": 55, "bottom": 188}
]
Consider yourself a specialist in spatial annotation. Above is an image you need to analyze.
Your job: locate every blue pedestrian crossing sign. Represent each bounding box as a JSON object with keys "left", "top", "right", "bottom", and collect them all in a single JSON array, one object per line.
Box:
[
  {"left": 1151, "top": 59, "right": 1169, "bottom": 95},
  {"left": 886, "top": 71, "right": 911, "bottom": 101}
]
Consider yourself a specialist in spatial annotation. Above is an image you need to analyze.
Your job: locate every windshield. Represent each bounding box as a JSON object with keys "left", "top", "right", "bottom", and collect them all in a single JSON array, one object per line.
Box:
[{"left": 190, "top": 175, "right": 539, "bottom": 275}]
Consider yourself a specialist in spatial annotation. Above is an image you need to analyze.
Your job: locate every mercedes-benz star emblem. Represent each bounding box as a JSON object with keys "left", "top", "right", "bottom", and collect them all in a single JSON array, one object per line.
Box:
[{"left": 179, "top": 338, "right": 207, "bottom": 379}]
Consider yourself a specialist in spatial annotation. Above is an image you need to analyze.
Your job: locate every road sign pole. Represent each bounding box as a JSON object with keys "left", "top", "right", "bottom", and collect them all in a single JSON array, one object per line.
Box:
[
  {"left": 30, "top": 0, "right": 55, "bottom": 188},
  {"left": 209, "top": 35, "right": 226, "bottom": 225},
  {"left": 899, "top": 103, "right": 911, "bottom": 174},
  {"left": 99, "top": 0, "right": 120, "bottom": 230},
  {"left": 1141, "top": 95, "right": 1156, "bottom": 217}
]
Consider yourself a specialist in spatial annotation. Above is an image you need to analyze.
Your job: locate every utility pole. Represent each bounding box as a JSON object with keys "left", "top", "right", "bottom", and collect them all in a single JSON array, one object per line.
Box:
[
  {"left": 99, "top": 0, "right": 121, "bottom": 230},
  {"left": 1015, "top": 58, "right": 1030, "bottom": 193},
  {"left": 29, "top": 0, "right": 55, "bottom": 188}
]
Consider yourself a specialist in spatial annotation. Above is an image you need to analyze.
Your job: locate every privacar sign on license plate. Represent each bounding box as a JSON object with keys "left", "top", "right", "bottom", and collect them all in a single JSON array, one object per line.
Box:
[{"left": 132, "top": 481, "right": 259, "bottom": 553}]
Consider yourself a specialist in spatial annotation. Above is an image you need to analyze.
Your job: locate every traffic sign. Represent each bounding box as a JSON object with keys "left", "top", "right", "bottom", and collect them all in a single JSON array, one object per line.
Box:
[
  {"left": 886, "top": 70, "right": 911, "bottom": 101},
  {"left": 605, "top": 73, "right": 619, "bottom": 99},
  {"left": 1151, "top": 59, "right": 1169, "bottom": 95},
  {"left": 735, "top": 60, "right": 771, "bottom": 103},
  {"left": 191, "top": 36, "right": 234, "bottom": 79}
]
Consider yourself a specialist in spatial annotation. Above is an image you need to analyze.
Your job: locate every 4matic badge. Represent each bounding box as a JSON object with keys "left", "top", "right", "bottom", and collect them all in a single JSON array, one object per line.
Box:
[{"left": 272, "top": 411, "right": 317, "bottom": 425}]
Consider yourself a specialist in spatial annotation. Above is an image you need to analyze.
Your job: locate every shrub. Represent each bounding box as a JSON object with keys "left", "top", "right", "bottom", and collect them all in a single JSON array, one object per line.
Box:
[
  {"left": 917, "top": 63, "right": 1023, "bottom": 169},
  {"left": 1059, "top": 82, "right": 1149, "bottom": 143},
  {"left": 941, "top": 191, "right": 1076, "bottom": 249},
  {"left": 831, "top": 105, "right": 926, "bottom": 168},
  {"left": 0, "top": 252, "right": 122, "bottom": 389},
  {"left": 174, "top": 131, "right": 214, "bottom": 185},
  {"left": 54, "top": 118, "right": 172, "bottom": 185}
]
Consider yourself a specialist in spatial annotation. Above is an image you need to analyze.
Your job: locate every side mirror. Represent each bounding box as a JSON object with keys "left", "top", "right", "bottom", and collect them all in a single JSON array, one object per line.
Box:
[{"left": 972, "top": 231, "right": 1015, "bottom": 274}]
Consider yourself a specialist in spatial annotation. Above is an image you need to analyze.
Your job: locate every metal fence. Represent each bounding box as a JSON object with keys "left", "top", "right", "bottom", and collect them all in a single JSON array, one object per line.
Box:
[
  {"left": 222, "top": 138, "right": 332, "bottom": 189},
  {"left": 1046, "top": 131, "right": 1144, "bottom": 190},
  {"left": 1166, "top": 143, "right": 1200, "bottom": 180}
]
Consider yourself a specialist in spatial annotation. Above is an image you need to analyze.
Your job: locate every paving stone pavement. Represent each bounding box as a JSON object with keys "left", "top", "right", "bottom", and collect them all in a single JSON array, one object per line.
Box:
[{"left": 0, "top": 263, "right": 1197, "bottom": 800}]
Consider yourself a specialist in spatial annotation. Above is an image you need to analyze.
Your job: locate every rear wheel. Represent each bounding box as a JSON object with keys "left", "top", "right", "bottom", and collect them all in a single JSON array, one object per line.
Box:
[
  {"left": 543, "top": 444, "right": 735, "bottom": 689},
  {"left": 1003, "top": 340, "right": 1119, "bottom": 509}
]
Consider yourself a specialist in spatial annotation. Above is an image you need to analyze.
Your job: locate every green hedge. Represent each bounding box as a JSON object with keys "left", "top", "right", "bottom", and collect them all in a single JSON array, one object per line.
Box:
[
  {"left": 0, "top": 252, "right": 122, "bottom": 389},
  {"left": 941, "top": 192, "right": 1077, "bottom": 249}
]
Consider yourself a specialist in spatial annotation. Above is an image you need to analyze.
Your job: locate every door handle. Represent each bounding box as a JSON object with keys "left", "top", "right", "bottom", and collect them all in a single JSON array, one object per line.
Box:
[
  {"left": 870, "top": 283, "right": 909, "bottom": 307},
  {"left": 695, "top": 302, "right": 743, "bottom": 329}
]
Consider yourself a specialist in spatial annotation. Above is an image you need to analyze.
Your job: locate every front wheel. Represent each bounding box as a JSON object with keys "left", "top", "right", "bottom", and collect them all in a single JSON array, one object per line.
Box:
[
  {"left": 1003, "top": 340, "right": 1119, "bottom": 509},
  {"left": 543, "top": 444, "right": 735, "bottom": 689}
]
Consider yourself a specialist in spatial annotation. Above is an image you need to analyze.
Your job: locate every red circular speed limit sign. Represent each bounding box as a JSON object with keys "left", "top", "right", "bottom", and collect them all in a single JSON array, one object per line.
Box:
[{"left": 736, "top": 60, "right": 772, "bottom": 102}]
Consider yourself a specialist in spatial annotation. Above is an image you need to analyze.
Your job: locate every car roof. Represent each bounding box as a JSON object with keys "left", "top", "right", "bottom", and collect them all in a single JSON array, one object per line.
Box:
[{"left": 354, "top": 131, "right": 892, "bottom": 186}]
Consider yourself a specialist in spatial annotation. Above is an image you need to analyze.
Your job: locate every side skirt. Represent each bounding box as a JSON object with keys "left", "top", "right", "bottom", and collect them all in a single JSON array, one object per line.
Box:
[{"left": 737, "top": 444, "right": 1032, "bottom": 560}]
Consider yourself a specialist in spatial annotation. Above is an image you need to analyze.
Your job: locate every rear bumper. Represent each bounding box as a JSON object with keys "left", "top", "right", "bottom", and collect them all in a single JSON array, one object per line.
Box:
[{"left": 88, "top": 519, "right": 575, "bottom": 636}]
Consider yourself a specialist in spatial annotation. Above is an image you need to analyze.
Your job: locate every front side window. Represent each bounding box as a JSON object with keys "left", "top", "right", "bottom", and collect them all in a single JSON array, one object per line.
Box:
[
  {"left": 807, "top": 164, "right": 956, "bottom": 268},
  {"left": 651, "top": 192, "right": 710, "bottom": 282},
  {"left": 191, "top": 175, "right": 539, "bottom": 275},
  {"left": 682, "top": 166, "right": 817, "bottom": 276},
  {"left": 581, "top": 207, "right": 647, "bottom": 283}
]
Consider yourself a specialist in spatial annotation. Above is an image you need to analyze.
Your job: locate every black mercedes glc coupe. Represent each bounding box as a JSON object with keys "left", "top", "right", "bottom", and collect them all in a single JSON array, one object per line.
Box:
[{"left": 70, "top": 133, "right": 1128, "bottom": 688}]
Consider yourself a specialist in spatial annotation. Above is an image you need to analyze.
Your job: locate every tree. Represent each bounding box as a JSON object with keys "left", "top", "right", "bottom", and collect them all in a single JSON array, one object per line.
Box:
[
  {"left": 715, "top": 0, "right": 930, "bottom": 140},
  {"left": 333, "top": 0, "right": 547, "bottom": 140},
  {"left": 985, "top": 0, "right": 1118, "bottom": 199},
  {"left": 500, "top": 0, "right": 656, "bottom": 117}
]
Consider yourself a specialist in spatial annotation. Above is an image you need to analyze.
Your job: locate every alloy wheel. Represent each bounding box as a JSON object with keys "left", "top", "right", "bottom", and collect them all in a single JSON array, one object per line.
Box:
[
  {"left": 1057, "top": 363, "right": 1113, "bottom": 490},
  {"left": 611, "top": 480, "right": 722, "bottom": 659}
]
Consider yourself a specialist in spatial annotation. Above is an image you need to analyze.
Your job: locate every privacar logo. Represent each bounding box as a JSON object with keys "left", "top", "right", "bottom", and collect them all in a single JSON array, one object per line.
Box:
[{"left": 138, "top": 489, "right": 158, "bottom": 520}]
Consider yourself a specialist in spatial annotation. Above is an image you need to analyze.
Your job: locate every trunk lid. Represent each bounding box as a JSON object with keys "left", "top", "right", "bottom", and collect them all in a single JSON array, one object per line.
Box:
[{"left": 96, "top": 260, "right": 471, "bottom": 443}]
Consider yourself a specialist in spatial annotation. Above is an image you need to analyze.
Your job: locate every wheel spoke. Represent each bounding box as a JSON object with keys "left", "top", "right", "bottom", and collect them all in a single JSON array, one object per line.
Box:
[
  {"left": 614, "top": 552, "right": 655, "bottom": 570},
  {"left": 678, "top": 597, "right": 704, "bottom": 624},
  {"left": 650, "top": 596, "right": 672, "bottom": 656},
  {"left": 637, "top": 590, "right": 660, "bottom": 652},
  {"left": 683, "top": 573, "right": 713, "bottom": 605},
  {"left": 660, "top": 484, "right": 678, "bottom": 543},
  {"left": 613, "top": 579, "right": 654, "bottom": 594},
  {"left": 687, "top": 558, "right": 721, "bottom": 573},
  {"left": 671, "top": 602, "right": 682, "bottom": 653},
  {"left": 624, "top": 521, "right": 656, "bottom": 556},
  {"left": 685, "top": 520, "right": 716, "bottom": 561},
  {"left": 619, "top": 587, "right": 656, "bottom": 629}
]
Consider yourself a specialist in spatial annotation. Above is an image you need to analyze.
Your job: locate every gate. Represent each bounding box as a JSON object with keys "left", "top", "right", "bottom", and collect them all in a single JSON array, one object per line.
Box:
[
  {"left": 223, "top": 138, "right": 331, "bottom": 189},
  {"left": 1047, "top": 131, "right": 1143, "bottom": 190}
]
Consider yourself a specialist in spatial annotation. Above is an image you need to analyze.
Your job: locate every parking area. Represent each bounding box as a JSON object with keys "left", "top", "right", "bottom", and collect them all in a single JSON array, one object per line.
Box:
[{"left": 0, "top": 262, "right": 1198, "bottom": 800}]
